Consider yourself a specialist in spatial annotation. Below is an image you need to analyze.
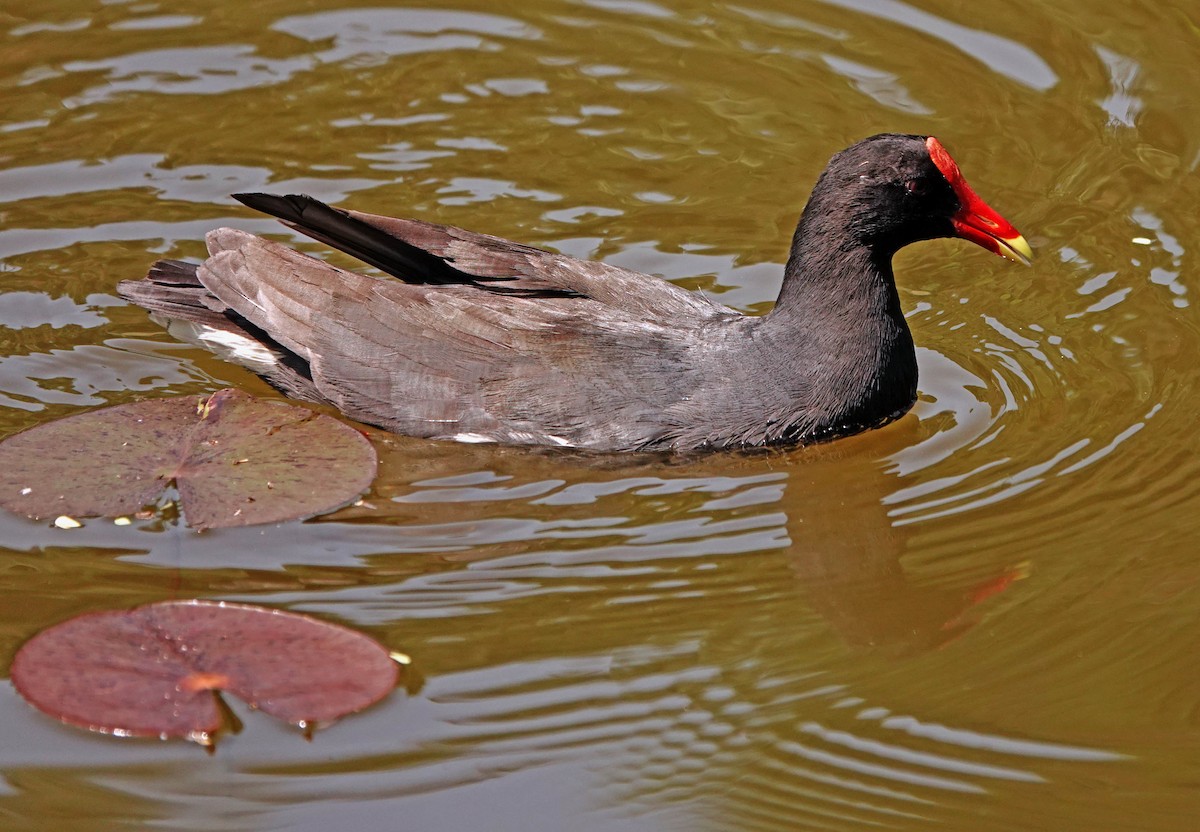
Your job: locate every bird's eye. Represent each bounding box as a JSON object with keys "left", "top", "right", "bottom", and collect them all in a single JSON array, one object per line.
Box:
[{"left": 904, "top": 178, "right": 926, "bottom": 196}]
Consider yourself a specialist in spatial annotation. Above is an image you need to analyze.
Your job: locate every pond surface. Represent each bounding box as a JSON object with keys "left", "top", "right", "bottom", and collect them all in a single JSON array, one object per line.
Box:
[{"left": 1, "top": 0, "right": 1198, "bottom": 829}]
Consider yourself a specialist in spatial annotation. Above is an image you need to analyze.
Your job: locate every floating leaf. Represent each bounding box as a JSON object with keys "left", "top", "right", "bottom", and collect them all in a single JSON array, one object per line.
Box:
[
  {"left": 10, "top": 600, "right": 401, "bottom": 745},
  {"left": 0, "top": 388, "right": 377, "bottom": 529}
]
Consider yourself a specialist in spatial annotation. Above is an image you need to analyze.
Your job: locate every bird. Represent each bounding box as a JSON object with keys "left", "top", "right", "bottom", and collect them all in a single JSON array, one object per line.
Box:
[{"left": 118, "top": 133, "right": 1030, "bottom": 453}]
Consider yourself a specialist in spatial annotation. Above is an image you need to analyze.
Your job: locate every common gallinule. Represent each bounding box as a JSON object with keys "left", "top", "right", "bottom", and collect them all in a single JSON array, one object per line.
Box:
[{"left": 118, "top": 133, "right": 1030, "bottom": 452}]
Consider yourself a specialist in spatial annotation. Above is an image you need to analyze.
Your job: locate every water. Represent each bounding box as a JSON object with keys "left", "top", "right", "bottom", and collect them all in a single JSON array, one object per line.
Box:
[{"left": 1, "top": 0, "right": 1198, "bottom": 828}]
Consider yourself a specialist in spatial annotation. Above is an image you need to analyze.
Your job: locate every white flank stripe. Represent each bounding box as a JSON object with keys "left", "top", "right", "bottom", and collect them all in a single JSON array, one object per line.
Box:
[{"left": 451, "top": 433, "right": 497, "bottom": 444}]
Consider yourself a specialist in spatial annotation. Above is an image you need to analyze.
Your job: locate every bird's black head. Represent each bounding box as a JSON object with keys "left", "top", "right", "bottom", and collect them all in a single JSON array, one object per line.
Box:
[{"left": 808, "top": 133, "right": 1030, "bottom": 263}]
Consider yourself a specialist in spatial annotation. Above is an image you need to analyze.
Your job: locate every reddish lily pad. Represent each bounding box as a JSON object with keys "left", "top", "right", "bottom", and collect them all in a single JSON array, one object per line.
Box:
[
  {"left": 10, "top": 600, "right": 401, "bottom": 745},
  {"left": 0, "top": 388, "right": 377, "bottom": 529}
]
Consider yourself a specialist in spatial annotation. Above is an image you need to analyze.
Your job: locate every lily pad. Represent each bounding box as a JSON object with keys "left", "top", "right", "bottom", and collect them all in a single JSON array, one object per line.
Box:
[
  {"left": 10, "top": 600, "right": 401, "bottom": 745},
  {"left": 0, "top": 388, "right": 377, "bottom": 529}
]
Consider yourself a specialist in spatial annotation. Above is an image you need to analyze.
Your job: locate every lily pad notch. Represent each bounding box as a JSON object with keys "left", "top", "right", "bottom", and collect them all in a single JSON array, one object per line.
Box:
[{"left": 10, "top": 600, "right": 402, "bottom": 746}]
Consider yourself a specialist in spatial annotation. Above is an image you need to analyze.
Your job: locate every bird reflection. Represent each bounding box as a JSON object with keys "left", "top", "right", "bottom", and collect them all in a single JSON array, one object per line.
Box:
[
  {"left": 330, "top": 418, "right": 1020, "bottom": 654},
  {"left": 258, "top": 420, "right": 1040, "bottom": 830}
]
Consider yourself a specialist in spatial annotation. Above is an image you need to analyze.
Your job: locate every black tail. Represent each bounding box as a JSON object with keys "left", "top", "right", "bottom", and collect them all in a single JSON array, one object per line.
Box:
[
  {"left": 233, "top": 192, "right": 468, "bottom": 285},
  {"left": 116, "top": 260, "right": 216, "bottom": 323},
  {"left": 117, "top": 259, "right": 321, "bottom": 402}
]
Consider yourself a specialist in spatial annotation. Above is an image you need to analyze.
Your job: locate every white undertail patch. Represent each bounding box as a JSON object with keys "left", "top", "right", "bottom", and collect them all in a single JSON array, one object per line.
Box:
[
  {"left": 451, "top": 432, "right": 497, "bottom": 444},
  {"left": 166, "top": 321, "right": 282, "bottom": 374}
]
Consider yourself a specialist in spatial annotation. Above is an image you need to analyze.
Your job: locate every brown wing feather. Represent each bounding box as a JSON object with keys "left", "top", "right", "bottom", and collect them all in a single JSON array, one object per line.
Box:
[
  {"left": 232, "top": 192, "right": 731, "bottom": 320},
  {"left": 195, "top": 228, "right": 715, "bottom": 448},
  {"left": 351, "top": 208, "right": 729, "bottom": 320}
]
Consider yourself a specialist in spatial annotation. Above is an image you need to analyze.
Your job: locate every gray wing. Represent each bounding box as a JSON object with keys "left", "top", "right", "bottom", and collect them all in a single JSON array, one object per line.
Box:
[
  {"left": 192, "top": 228, "right": 734, "bottom": 450},
  {"left": 233, "top": 192, "right": 729, "bottom": 322}
]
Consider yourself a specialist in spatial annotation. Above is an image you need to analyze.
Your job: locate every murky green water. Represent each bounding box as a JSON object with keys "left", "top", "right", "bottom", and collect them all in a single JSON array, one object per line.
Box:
[{"left": 1, "top": 0, "right": 1198, "bottom": 829}]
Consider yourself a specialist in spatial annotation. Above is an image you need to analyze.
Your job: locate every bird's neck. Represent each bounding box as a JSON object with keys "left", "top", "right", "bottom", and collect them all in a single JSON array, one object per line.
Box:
[
  {"left": 758, "top": 210, "right": 917, "bottom": 438},
  {"left": 770, "top": 201, "right": 906, "bottom": 314},
  {"left": 772, "top": 194, "right": 897, "bottom": 310}
]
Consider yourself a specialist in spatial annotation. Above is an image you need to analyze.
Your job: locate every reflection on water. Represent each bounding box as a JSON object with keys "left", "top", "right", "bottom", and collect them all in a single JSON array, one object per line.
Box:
[
  {"left": 0, "top": 432, "right": 1126, "bottom": 830},
  {"left": 0, "top": 340, "right": 206, "bottom": 413},
  {"left": 2, "top": 0, "right": 1200, "bottom": 829}
]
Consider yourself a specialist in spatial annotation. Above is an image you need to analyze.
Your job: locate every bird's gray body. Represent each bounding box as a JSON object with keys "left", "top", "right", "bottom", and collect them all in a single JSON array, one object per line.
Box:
[
  {"left": 118, "top": 134, "right": 1017, "bottom": 453},
  {"left": 123, "top": 217, "right": 912, "bottom": 451}
]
